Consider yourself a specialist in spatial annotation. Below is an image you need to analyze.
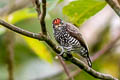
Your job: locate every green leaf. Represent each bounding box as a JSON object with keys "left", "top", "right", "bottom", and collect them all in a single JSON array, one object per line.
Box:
[
  {"left": 57, "top": 0, "right": 64, "bottom": 4},
  {"left": 23, "top": 36, "right": 53, "bottom": 63},
  {"left": 63, "top": 0, "right": 106, "bottom": 26},
  {"left": 7, "top": 8, "right": 37, "bottom": 24}
]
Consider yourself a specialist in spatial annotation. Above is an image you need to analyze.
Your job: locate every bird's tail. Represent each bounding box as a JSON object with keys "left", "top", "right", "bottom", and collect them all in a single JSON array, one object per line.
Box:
[
  {"left": 86, "top": 55, "right": 92, "bottom": 67},
  {"left": 78, "top": 51, "right": 92, "bottom": 67}
]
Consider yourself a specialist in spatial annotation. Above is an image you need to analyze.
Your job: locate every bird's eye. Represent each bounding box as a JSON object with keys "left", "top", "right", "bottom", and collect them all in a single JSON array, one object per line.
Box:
[{"left": 61, "top": 21, "right": 63, "bottom": 24}]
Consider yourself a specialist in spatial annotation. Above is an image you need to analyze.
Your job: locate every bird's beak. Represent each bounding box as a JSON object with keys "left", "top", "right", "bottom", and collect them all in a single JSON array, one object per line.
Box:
[
  {"left": 55, "top": 24, "right": 61, "bottom": 28},
  {"left": 54, "top": 25, "right": 58, "bottom": 28}
]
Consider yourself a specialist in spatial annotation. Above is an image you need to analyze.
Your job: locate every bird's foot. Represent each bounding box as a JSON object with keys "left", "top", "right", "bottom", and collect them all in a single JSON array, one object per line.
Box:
[{"left": 57, "top": 46, "right": 65, "bottom": 56}]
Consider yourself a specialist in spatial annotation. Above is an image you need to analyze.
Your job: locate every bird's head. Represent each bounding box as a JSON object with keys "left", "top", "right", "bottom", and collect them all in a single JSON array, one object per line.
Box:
[{"left": 52, "top": 18, "right": 64, "bottom": 29}]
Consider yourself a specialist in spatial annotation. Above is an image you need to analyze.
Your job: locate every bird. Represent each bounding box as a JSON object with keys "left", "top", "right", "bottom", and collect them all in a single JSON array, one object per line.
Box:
[{"left": 52, "top": 18, "right": 92, "bottom": 67}]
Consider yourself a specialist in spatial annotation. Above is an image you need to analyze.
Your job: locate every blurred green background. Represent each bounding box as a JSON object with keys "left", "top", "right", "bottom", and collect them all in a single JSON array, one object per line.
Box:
[{"left": 0, "top": 0, "right": 120, "bottom": 80}]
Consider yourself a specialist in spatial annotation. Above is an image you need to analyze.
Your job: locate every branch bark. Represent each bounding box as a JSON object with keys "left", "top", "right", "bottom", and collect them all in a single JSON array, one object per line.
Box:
[
  {"left": 34, "top": 0, "right": 41, "bottom": 19},
  {"left": 40, "top": 0, "right": 47, "bottom": 35},
  {"left": 0, "top": 19, "right": 118, "bottom": 80}
]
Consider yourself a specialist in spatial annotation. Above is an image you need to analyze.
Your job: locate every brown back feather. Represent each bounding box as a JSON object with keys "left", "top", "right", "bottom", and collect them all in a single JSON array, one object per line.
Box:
[{"left": 66, "top": 23, "right": 89, "bottom": 51}]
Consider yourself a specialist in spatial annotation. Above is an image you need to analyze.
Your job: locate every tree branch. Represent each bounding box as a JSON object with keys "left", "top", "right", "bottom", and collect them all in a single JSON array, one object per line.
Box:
[{"left": 0, "top": 19, "right": 118, "bottom": 80}]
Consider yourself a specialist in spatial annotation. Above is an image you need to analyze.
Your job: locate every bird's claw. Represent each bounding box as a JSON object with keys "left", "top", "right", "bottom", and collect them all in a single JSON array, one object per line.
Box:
[
  {"left": 57, "top": 46, "right": 65, "bottom": 56},
  {"left": 59, "top": 50, "right": 64, "bottom": 56}
]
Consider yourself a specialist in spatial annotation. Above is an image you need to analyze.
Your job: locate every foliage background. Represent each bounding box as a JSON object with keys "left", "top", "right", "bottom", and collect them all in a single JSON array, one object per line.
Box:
[{"left": 0, "top": 0, "right": 120, "bottom": 80}]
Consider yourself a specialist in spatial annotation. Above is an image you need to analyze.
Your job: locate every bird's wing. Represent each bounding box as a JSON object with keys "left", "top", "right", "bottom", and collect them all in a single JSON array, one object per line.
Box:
[
  {"left": 66, "top": 22, "right": 89, "bottom": 50},
  {"left": 66, "top": 23, "right": 92, "bottom": 67}
]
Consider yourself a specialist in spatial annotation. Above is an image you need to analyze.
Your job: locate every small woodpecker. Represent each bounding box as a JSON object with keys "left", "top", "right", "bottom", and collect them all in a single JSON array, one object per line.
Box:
[{"left": 52, "top": 18, "right": 92, "bottom": 67}]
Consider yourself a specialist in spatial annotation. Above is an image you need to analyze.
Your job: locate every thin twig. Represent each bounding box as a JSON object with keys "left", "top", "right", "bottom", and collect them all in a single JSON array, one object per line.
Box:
[
  {"left": 40, "top": 0, "right": 47, "bottom": 35},
  {"left": 34, "top": 0, "right": 41, "bottom": 18},
  {"left": 34, "top": 0, "right": 47, "bottom": 35},
  {"left": 58, "top": 55, "right": 74, "bottom": 80},
  {"left": 0, "top": 19, "right": 118, "bottom": 80}
]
